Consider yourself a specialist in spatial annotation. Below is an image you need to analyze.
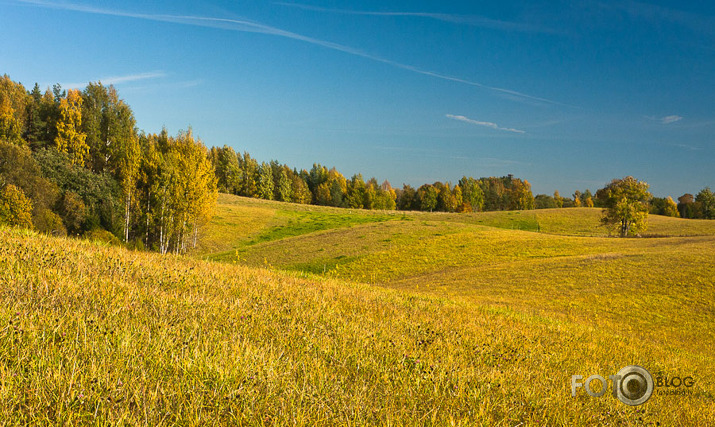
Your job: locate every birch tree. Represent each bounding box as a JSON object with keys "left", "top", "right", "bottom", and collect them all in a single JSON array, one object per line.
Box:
[{"left": 54, "top": 90, "right": 88, "bottom": 165}]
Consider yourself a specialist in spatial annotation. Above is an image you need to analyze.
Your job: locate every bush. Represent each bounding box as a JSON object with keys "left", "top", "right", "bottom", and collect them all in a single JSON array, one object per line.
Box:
[
  {"left": 84, "top": 228, "right": 121, "bottom": 246},
  {"left": 0, "top": 184, "right": 33, "bottom": 228},
  {"left": 32, "top": 207, "right": 66, "bottom": 236},
  {"left": 127, "top": 238, "right": 146, "bottom": 251},
  {"left": 58, "top": 191, "right": 87, "bottom": 235},
  {"left": 0, "top": 141, "right": 60, "bottom": 215},
  {"left": 534, "top": 194, "right": 558, "bottom": 209},
  {"left": 34, "top": 148, "right": 121, "bottom": 234}
]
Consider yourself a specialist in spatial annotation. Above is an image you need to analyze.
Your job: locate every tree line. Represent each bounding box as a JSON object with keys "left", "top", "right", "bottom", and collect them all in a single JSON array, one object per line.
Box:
[
  {"left": 209, "top": 145, "right": 536, "bottom": 213},
  {"left": 534, "top": 187, "right": 713, "bottom": 219},
  {"left": 585, "top": 176, "right": 713, "bottom": 236},
  {"left": 0, "top": 75, "right": 216, "bottom": 253},
  {"left": 674, "top": 190, "right": 715, "bottom": 219}
]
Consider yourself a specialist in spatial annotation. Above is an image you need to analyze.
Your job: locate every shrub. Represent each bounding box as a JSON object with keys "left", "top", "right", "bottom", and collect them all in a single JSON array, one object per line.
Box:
[
  {"left": 32, "top": 207, "right": 66, "bottom": 236},
  {"left": 0, "top": 184, "right": 33, "bottom": 228},
  {"left": 84, "top": 228, "right": 121, "bottom": 246},
  {"left": 58, "top": 191, "right": 87, "bottom": 235}
]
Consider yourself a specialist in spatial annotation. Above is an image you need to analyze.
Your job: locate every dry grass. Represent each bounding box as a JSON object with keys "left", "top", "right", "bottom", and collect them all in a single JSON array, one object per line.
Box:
[{"left": 1, "top": 195, "right": 714, "bottom": 425}]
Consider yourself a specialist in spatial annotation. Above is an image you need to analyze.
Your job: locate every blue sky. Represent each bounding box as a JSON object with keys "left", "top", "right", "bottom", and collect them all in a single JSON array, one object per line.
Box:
[{"left": 1, "top": 0, "right": 713, "bottom": 197}]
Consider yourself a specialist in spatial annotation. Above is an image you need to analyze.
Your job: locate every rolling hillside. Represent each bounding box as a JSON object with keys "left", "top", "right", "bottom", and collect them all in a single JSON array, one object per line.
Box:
[
  {"left": 197, "top": 194, "right": 715, "bottom": 259},
  {"left": 1, "top": 194, "right": 714, "bottom": 424},
  {"left": 196, "top": 194, "right": 715, "bottom": 423}
]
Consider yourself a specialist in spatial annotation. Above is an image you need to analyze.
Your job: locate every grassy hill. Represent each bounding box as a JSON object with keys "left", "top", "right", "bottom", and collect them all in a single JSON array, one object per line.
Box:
[
  {"left": 198, "top": 194, "right": 715, "bottom": 259},
  {"left": 1, "top": 194, "right": 714, "bottom": 425}
]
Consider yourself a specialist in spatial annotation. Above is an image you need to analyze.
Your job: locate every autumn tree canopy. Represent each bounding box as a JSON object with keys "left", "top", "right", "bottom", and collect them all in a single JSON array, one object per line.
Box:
[
  {"left": 596, "top": 176, "right": 652, "bottom": 237},
  {"left": 0, "top": 74, "right": 218, "bottom": 254}
]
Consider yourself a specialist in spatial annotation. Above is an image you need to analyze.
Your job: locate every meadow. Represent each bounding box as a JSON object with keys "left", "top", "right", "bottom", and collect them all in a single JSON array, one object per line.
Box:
[{"left": 1, "top": 193, "right": 714, "bottom": 425}]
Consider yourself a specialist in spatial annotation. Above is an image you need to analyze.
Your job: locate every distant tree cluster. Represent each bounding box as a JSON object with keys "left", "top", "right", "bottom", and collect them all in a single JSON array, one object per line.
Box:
[
  {"left": 0, "top": 75, "right": 216, "bottom": 253},
  {"left": 591, "top": 177, "right": 715, "bottom": 235},
  {"left": 208, "top": 147, "right": 397, "bottom": 209},
  {"left": 649, "top": 196, "right": 679, "bottom": 217},
  {"left": 675, "top": 189, "right": 715, "bottom": 219},
  {"left": 535, "top": 184, "right": 714, "bottom": 223},
  {"left": 535, "top": 189, "right": 595, "bottom": 209},
  {"left": 209, "top": 146, "right": 535, "bottom": 213}
]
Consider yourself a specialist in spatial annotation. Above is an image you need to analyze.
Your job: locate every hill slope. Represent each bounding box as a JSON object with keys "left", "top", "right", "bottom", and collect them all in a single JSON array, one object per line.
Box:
[
  {"left": 2, "top": 227, "right": 714, "bottom": 424},
  {"left": 2, "top": 195, "right": 714, "bottom": 424},
  {"left": 197, "top": 194, "right": 715, "bottom": 261}
]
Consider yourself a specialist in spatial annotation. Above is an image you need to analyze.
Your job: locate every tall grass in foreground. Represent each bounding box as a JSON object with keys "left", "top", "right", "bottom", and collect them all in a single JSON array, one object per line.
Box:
[{"left": 1, "top": 227, "right": 713, "bottom": 425}]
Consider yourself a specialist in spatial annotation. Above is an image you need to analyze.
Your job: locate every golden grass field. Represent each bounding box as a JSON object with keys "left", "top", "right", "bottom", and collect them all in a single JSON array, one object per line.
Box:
[{"left": 1, "top": 192, "right": 714, "bottom": 425}]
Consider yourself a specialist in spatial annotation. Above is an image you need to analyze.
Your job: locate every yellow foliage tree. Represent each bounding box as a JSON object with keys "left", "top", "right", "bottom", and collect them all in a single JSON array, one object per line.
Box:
[
  {"left": 553, "top": 190, "right": 564, "bottom": 208},
  {"left": 155, "top": 129, "right": 218, "bottom": 254},
  {"left": 55, "top": 89, "right": 88, "bottom": 165},
  {"left": 0, "top": 97, "right": 23, "bottom": 144},
  {"left": 663, "top": 196, "right": 679, "bottom": 218},
  {"left": 0, "top": 184, "right": 33, "bottom": 229},
  {"left": 0, "top": 75, "right": 29, "bottom": 144}
]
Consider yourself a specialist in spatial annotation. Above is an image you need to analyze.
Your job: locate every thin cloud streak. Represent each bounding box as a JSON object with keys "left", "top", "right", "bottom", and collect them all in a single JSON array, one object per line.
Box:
[
  {"left": 276, "top": 2, "right": 559, "bottom": 34},
  {"left": 661, "top": 115, "right": 683, "bottom": 124},
  {"left": 645, "top": 114, "right": 684, "bottom": 125},
  {"left": 15, "top": 0, "right": 565, "bottom": 106},
  {"left": 446, "top": 114, "right": 526, "bottom": 134},
  {"left": 54, "top": 71, "right": 166, "bottom": 89},
  {"left": 673, "top": 143, "right": 701, "bottom": 151}
]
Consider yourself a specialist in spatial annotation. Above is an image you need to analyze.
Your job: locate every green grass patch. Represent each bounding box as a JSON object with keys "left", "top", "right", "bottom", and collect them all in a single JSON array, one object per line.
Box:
[
  {"left": 196, "top": 194, "right": 398, "bottom": 262},
  {"left": 245, "top": 209, "right": 395, "bottom": 246}
]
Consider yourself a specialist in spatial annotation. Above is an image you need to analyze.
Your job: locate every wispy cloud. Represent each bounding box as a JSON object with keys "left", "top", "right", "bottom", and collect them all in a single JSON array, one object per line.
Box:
[
  {"left": 660, "top": 115, "right": 683, "bottom": 124},
  {"left": 646, "top": 114, "right": 684, "bottom": 125},
  {"left": 446, "top": 114, "right": 526, "bottom": 134},
  {"left": 673, "top": 143, "right": 701, "bottom": 151},
  {"left": 54, "top": 71, "right": 166, "bottom": 90},
  {"left": 276, "top": 2, "right": 559, "bottom": 34},
  {"left": 14, "top": 0, "right": 565, "bottom": 106}
]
